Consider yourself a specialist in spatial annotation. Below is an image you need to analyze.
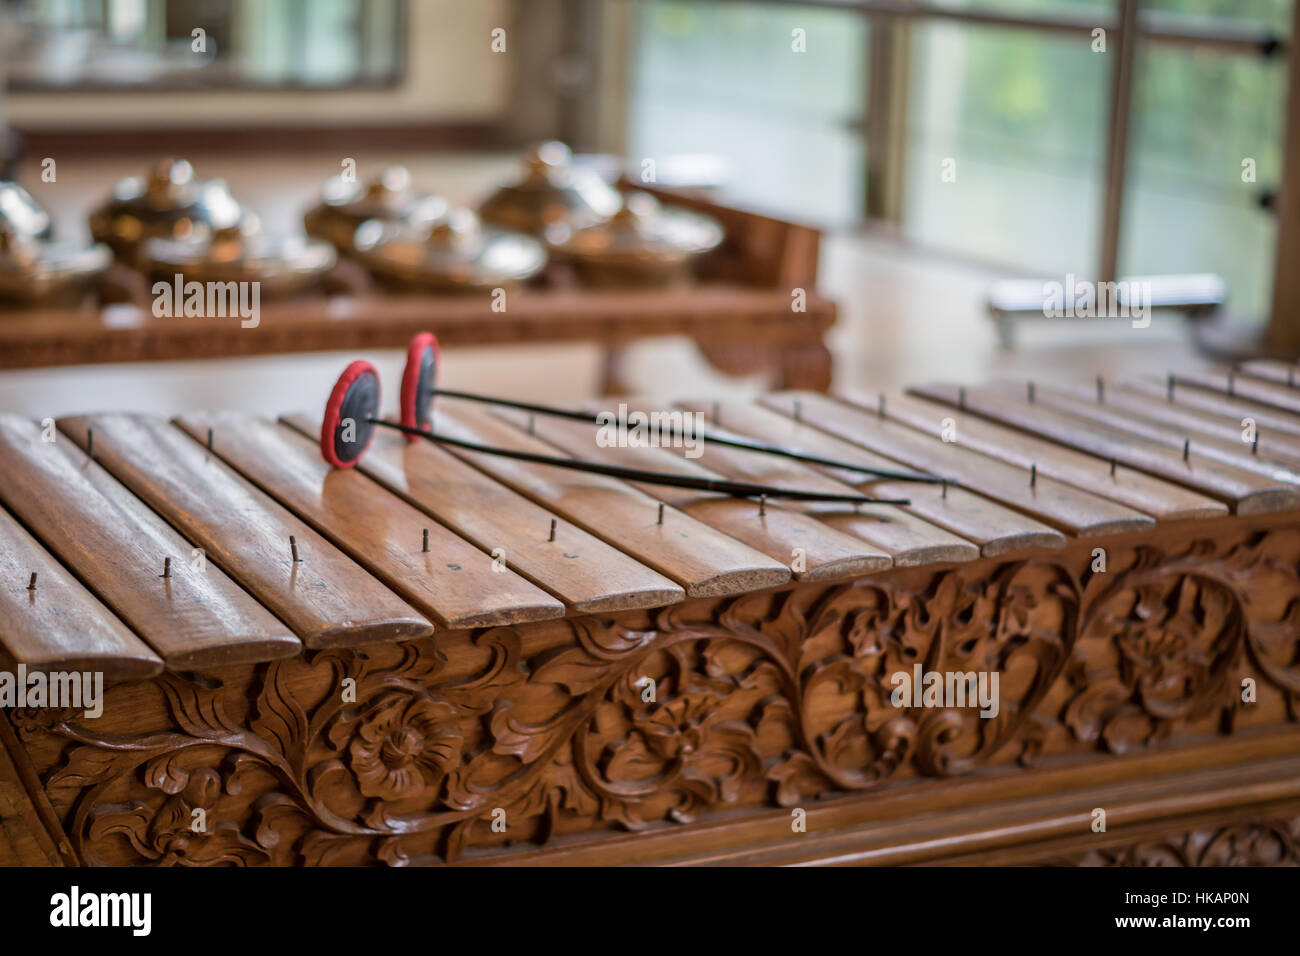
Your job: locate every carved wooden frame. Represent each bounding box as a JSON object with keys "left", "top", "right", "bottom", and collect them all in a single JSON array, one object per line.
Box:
[{"left": 5, "top": 512, "right": 1300, "bottom": 866}]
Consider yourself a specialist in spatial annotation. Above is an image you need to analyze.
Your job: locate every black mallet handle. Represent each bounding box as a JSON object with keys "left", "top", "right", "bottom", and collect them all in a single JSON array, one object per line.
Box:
[
  {"left": 427, "top": 388, "right": 952, "bottom": 486},
  {"left": 368, "top": 419, "right": 911, "bottom": 506}
]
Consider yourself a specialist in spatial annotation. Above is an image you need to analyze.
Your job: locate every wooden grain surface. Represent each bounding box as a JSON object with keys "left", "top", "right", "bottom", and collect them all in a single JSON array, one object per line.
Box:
[
  {"left": 864, "top": 391, "right": 1227, "bottom": 521},
  {"left": 0, "top": 414, "right": 301, "bottom": 669},
  {"left": 679, "top": 398, "right": 1063, "bottom": 556},
  {"left": 281, "top": 414, "right": 686, "bottom": 614},
  {"left": 759, "top": 393, "right": 1153, "bottom": 538},
  {"left": 476, "top": 734, "right": 1300, "bottom": 867},
  {"left": 489, "top": 406, "right": 894, "bottom": 581},
  {"left": 176, "top": 413, "right": 565, "bottom": 629},
  {"left": 655, "top": 400, "right": 983, "bottom": 565},
  {"left": 1238, "top": 359, "right": 1300, "bottom": 388},
  {"left": 0, "top": 286, "right": 835, "bottom": 371},
  {"left": 1124, "top": 377, "right": 1300, "bottom": 438},
  {"left": 426, "top": 405, "right": 792, "bottom": 597},
  {"left": 910, "top": 384, "right": 1300, "bottom": 515},
  {"left": 991, "top": 380, "right": 1300, "bottom": 479},
  {"left": 1175, "top": 369, "right": 1300, "bottom": 416},
  {"left": 59, "top": 414, "right": 431, "bottom": 648},
  {"left": 0, "top": 503, "right": 162, "bottom": 679},
  {"left": 1033, "top": 381, "right": 1300, "bottom": 458}
]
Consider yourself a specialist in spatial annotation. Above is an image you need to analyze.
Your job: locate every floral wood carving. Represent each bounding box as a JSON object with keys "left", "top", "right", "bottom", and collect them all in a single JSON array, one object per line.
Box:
[
  {"left": 12, "top": 527, "right": 1300, "bottom": 866},
  {"left": 1059, "top": 814, "right": 1300, "bottom": 866}
]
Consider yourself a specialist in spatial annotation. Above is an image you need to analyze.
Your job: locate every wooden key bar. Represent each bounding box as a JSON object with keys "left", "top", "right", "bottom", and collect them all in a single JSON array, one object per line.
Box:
[
  {"left": 864, "top": 390, "right": 1226, "bottom": 521},
  {"left": 1122, "top": 377, "right": 1300, "bottom": 439},
  {"left": 660, "top": 400, "right": 983, "bottom": 565},
  {"left": 425, "top": 405, "right": 792, "bottom": 597},
  {"left": 988, "top": 381, "right": 1300, "bottom": 482},
  {"left": 760, "top": 393, "right": 1154, "bottom": 536},
  {"left": 1235, "top": 359, "right": 1300, "bottom": 389},
  {"left": 1174, "top": 369, "right": 1300, "bottom": 416},
  {"left": 910, "top": 385, "right": 1300, "bottom": 515},
  {"left": 0, "top": 415, "right": 301, "bottom": 669},
  {"left": 488, "top": 405, "right": 894, "bottom": 580},
  {"left": 1028, "top": 381, "right": 1300, "bottom": 459},
  {"left": 681, "top": 398, "right": 1063, "bottom": 556},
  {"left": 282, "top": 414, "right": 685, "bottom": 614},
  {"left": 0, "top": 503, "right": 162, "bottom": 680},
  {"left": 177, "top": 413, "right": 566, "bottom": 628},
  {"left": 58, "top": 414, "right": 432, "bottom": 648}
]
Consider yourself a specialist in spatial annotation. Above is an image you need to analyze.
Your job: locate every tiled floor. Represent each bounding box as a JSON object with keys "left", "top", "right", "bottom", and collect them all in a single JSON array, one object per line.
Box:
[{"left": 0, "top": 150, "right": 1210, "bottom": 419}]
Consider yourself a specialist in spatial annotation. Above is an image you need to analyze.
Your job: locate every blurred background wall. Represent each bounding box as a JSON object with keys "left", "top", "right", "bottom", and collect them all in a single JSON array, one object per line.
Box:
[{"left": 0, "top": 0, "right": 1294, "bottom": 416}]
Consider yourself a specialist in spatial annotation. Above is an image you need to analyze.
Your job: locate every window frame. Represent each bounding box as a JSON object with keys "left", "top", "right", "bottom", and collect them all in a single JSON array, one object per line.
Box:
[{"left": 587, "top": 0, "right": 1296, "bottom": 332}]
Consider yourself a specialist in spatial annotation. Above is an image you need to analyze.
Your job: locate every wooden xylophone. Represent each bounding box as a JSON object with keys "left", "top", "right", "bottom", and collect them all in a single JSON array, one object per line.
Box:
[{"left": 3, "top": 358, "right": 1300, "bottom": 866}]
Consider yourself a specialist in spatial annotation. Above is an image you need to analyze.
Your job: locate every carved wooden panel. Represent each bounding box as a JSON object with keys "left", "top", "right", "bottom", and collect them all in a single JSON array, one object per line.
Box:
[
  {"left": 9, "top": 517, "right": 1300, "bottom": 866},
  {"left": 1057, "top": 815, "right": 1300, "bottom": 866}
]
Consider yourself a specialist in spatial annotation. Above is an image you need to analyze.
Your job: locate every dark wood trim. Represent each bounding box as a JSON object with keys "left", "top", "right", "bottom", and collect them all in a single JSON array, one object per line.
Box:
[
  {"left": 1267, "top": 0, "right": 1300, "bottom": 355},
  {"left": 464, "top": 731, "right": 1300, "bottom": 866},
  {"left": 12, "top": 122, "right": 502, "bottom": 159},
  {"left": 0, "top": 286, "right": 836, "bottom": 373}
]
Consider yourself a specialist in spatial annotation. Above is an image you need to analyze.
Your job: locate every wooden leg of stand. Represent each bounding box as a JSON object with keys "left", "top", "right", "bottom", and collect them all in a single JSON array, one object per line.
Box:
[
  {"left": 776, "top": 340, "right": 834, "bottom": 391},
  {"left": 696, "top": 337, "right": 835, "bottom": 392},
  {"left": 599, "top": 344, "right": 631, "bottom": 396}
]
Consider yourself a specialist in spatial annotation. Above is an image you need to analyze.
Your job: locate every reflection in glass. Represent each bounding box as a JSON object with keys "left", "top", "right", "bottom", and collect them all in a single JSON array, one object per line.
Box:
[{"left": 2, "top": 0, "right": 404, "bottom": 90}]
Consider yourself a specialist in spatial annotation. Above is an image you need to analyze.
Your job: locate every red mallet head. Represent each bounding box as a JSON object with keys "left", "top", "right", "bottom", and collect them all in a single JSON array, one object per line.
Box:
[
  {"left": 321, "top": 359, "right": 381, "bottom": 468},
  {"left": 400, "top": 331, "right": 440, "bottom": 442}
]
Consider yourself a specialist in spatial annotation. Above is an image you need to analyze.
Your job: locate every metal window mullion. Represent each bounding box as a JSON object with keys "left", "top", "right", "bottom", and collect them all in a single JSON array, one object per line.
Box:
[
  {"left": 1099, "top": 0, "right": 1140, "bottom": 284},
  {"left": 1267, "top": 0, "right": 1300, "bottom": 353},
  {"left": 864, "top": 13, "right": 910, "bottom": 224},
  {"left": 742, "top": 0, "right": 1284, "bottom": 56}
]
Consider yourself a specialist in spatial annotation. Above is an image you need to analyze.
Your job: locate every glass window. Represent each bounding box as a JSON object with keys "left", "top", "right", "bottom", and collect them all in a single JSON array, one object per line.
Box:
[
  {"left": 1119, "top": 43, "right": 1286, "bottom": 322},
  {"left": 1142, "top": 0, "right": 1291, "bottom": 35},
  {"left": 901, "top": 21, "right": 1110, "bottom": 275},
  {"left": 627, "top": 0, "right": 869, "bottom": 225},
  {"left": 624, "top": 0, "right": 1289, "bottom": 320}
]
